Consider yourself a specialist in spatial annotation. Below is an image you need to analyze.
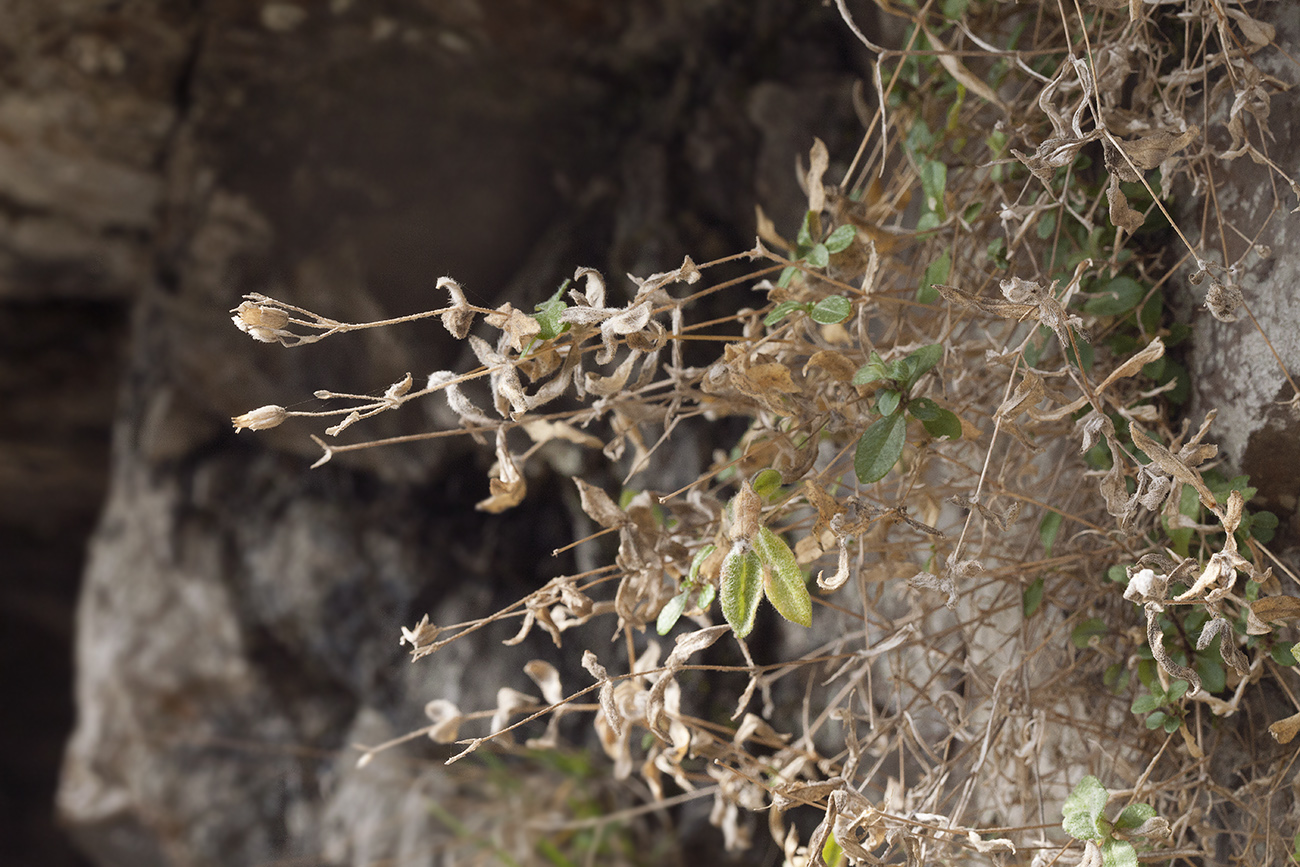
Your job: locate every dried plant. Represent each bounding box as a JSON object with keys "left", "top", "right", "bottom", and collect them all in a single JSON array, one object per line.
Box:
[{"left": 232, "top": 1, "right": 1300, "bottom": 863}]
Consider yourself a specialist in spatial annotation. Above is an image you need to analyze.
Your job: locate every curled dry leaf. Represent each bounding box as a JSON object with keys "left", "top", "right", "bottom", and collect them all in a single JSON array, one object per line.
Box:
[
  {"left": 423, "top": 699, "right": 463, "bottom": 744},
  {"left": 573, "top": 477, "right": 627, "bottom": 529},
  {"left": 484, "top": 302, "right": 542, "bottom": 353},
  {"left": 437, "top": 277, "right": 475, "bottom": 340},
  {"left": 1269, "top": 711, "right": 1300, "bottom": 744},
  {"left": 1249, "top": 595, "right": 1300, "bottom": 631},
  {"left": 476, "top": 427, "right": 526, "bottom": 513},
  {"left": 582, "top": 650, "right": 622, "bottom": 737}
]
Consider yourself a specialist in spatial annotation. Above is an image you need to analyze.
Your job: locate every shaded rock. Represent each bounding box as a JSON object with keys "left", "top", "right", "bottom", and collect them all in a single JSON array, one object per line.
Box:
[{"left": 1186, "top": 3, "right": 1300, "bottom": 518}]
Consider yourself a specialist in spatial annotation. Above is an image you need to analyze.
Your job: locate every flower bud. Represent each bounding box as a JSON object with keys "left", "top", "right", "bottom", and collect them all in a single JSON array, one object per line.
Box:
[{"left": 232, "top": 404, "right": 288, "bottom": 432}]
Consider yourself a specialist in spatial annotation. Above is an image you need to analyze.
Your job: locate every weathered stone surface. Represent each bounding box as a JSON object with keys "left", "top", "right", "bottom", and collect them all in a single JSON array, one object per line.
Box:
[{"left": 1186, "top": 4, "right": 1300, "bottom": 517}]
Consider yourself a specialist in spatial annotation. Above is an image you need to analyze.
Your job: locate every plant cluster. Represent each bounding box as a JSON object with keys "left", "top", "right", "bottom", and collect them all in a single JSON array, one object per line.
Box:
[{"left": 232, "top": 0, "right": 1300, "bottom": 863}]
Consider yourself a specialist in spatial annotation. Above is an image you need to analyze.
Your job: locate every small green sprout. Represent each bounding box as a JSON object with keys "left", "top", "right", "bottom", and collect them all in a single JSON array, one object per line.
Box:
[
  {"left": 1062, "top": 775, "right": 1170, "bottom": 867},
  {"left": 851, "top": 344, "right": 962, "bottom": 483}
]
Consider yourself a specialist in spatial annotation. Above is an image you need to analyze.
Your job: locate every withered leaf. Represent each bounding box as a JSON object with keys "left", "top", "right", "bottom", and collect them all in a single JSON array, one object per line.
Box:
[
  {"left": 573, "top": 477, "right": 627, "bottom": 529},
  {"left": 804, "top": 350, "right": 859, "bottom": 382},
  {"left": 745, "top": 362, "right": 800, "bottom": 393},
  {"left": 1250, "top": 596, "right": 1300, "bottom": 624},
  {"left": 1269, "top": 711, "right": 1300, "bottom": 744}
]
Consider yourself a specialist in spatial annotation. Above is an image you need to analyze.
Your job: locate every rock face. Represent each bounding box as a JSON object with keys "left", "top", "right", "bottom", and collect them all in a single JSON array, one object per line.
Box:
[
  {"left": 24, "top": 2, "right": 868, "bottom": 865},
  {"left": 1185, "top": 4, "right": 1300, "bottom": 519}
]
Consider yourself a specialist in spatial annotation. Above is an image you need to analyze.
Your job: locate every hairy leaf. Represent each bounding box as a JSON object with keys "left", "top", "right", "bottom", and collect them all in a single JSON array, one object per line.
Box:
[
  {"left": 1062, "top": 775, "right": 1108, "bottom": 841},
  {"left": 720, "top": 543, "right": 764, "bottom": 638},
  {"left": 755, "top": 526, "right": 811, "bottom": 627}
]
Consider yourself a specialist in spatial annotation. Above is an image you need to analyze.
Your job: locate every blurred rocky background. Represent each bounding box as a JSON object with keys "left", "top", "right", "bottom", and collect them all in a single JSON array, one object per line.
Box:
[
  {"left": 3, "top": 2, "right": 871, "bottom": 864},
  {"left": 6, "top": 1, "right": 1298, "bottom": 865}
]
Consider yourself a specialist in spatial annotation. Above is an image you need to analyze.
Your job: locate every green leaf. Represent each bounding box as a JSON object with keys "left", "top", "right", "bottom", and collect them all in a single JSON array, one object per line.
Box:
[
  {"left": 810, "top": 295, "right": 852, "bottom": 324},
  {"left": 688, "top": 544, "right": 716, "bottom": 585},
  {"left": 1249, "top": 510, "right": 1279, "bottom": 544},
  {"left": 854, "top": 413, "right": 907, "bottom": 484},
  {"left": 921, "top": 409, "right": 962, "bottom": 440},
  {"left": 907, "top": 397, "right": 941, "bottom": 421},
  {"left": 752, "top": 469, "right": 784, "bottom": 499},
  {"left": 1101, "top": 838, "right": 1139, "bottom": 867},
  {"left": 1130, "top": 692, "right": 1163, "bottom": 715},
  {"left": 919, "top": 158, "right": 947, "bottom": 217},
  {"left": 852, "top": 353, "right": 891, "bottom": 386},
  {"left": 1037, "top": 210, "right": 1057, "bottom": 240},
  {"left": 904, "top": 344, "right": 944, "bottom": 388},
  {"left": 918, "top": 251, "right": 951, "bottom": 303},
  {"left": 876, "top": 389, "right": 902, "bottom": 418},
  {"left": 821, "top": 832, "right": 845, "bottom": 867},
  {"left": 720, "top": 543, "right": 764, "bottom": 639},
  {"left": 532, "top": 281, "right": 570, "bottom": 341},
  {"left": 1196, "top": 653, "right": 1226, "bottom": 693},
  {"left": 696, "top": 582, "right": 716, "bottom": 611},
  {"left": 806, "top": 243, "right": 830, "bottom": 269},
  {"left": 1145, "top": 710, "right": 1168, "bottom": 730},
  {"left": 1271, "top": 643, "right": 1298, "bottom": 666},
  {"left": 1071, "top": 617, "right": 1108, "bottom": 650},
  {"left": 656, "top": 590, "right": 690, "bottom": 635},
  {"left": 755, "top": 527, "right": 812, "bottom": 627},
  {"left": 824, "top": 224, "right": 857, "bottom": 253},
  {"left": 1039, "top": 510, "right": 1063, "bottom": 556},
  {"left": 1163, "top": 714, "right": 1181, "bottom": 733},
  {"left": 1023, "top": 576, "right": 1045, "bottom": 618},
  {"left": 764, "top": 300, "right": 808, "bottom": 327},
  {"left": 777, "top": 265, "right": 799, "bottom": 288},
  {"left": 1114, "top": 803, "right": 1156, "bottom": 831},
  {"left": 1104, "top": 662, "right": 1130, "bottom": 693},
  {"left": 1085, "top": 276, "right": 1145, "bottom": 317},
  {"left": 1166, "top": 679, "right": 1189, "bottom": 702},
  {"left": 1062, "top": 775, "right": 1109, "bottom": 841},
  {"left": 796, "top": 210, "right": 816, "bottom": 247}
]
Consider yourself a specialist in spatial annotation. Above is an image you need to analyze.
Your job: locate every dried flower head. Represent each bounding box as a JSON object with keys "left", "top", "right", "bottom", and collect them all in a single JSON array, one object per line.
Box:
[
  {"left": 231, "top": 301, "right": 294, "bottom": 343},
  {"left": 231, "top": 404, "right": 288, "bottom": 432}
]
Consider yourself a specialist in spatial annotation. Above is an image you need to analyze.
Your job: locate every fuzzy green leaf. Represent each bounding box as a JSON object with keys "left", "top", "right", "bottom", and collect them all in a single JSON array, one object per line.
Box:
[
  {"left": 810, "top": 295, "right": 852, "bottom": 324},
  {"left": 752, "top": 469, "right": 784, "bottom": 499},
  {"left": 755, "top": 526, "right": 811, "bottom": 627},
  {"left": 764, "top": 300, "right": 808, "bottom": 327},
  {"left": 806, "top": 243, "right": 830, "bottom": 269},
  {"left": 1101, "top": 839, "right": 1138, "bottom": 867},
  {"left": 533, "top": 299, "right": 568, "bottom": 341},
  {"left": 854, "top": 413, "right": 907, "bottom": 484},
  {"left": 1062, "top": 775, "right": 1109, "bottom": 841},
  {"left": 1114, "top": 803, "right": 1156, "bottom": 831},
  {"left": 688, "top": 544, "right": 716, "bottom": 584},
  {"left": 656, "top": 590, "right": 690, "bottom": 636},
  {"left": 696, "top": 582, "right": 716, "bottom": 611},
  {"left": 720, "top": 544, "right": 764, "bottom": 639},
  {"left": 824, "top": 224, "right": 857, "bottom": 253}
]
